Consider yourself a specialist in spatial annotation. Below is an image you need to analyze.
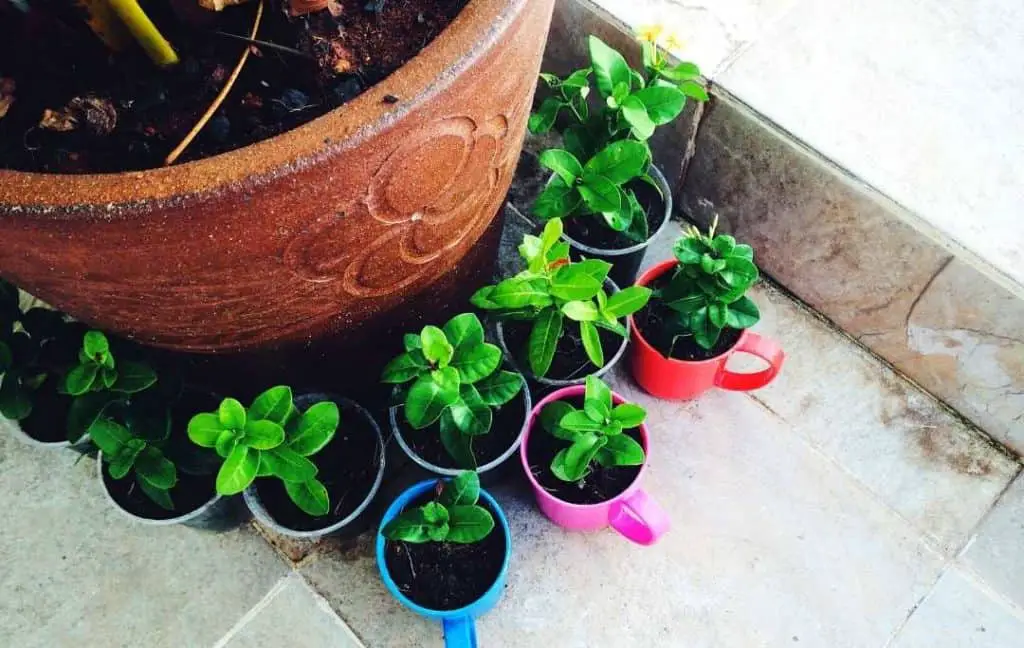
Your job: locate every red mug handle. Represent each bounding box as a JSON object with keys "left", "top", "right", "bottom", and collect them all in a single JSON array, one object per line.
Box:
[{"left": 715, "top": 332, "right": 784, "bottom": 392}]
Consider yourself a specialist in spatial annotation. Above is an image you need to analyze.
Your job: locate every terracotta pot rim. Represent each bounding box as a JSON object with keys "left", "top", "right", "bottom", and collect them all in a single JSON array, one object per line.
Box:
[
  {"left": 0, "top": 0, "right": 524, "bottom": 212},
  {"left": 519, "top": 384, "right": 650, "bottom": 510},
  {"left": 629, "top": 259, "right": 747, "bottom": 366}
]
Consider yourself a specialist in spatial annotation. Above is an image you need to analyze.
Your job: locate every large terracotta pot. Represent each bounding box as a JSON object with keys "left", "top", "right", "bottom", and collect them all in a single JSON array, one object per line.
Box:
[{"left": 0, "top": 0, "right": 555, "bottom": 354}]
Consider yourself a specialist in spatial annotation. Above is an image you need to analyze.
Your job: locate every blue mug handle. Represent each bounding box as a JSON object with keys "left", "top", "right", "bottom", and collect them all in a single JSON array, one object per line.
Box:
[{"left": 442, "top": 616, "right": 477, "bottom": 648}]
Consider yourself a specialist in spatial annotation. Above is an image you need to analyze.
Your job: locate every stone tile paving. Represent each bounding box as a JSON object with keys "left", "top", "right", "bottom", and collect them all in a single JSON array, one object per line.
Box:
[{"left": 1, "top": 214, "right": 1022, "bottom": 647}]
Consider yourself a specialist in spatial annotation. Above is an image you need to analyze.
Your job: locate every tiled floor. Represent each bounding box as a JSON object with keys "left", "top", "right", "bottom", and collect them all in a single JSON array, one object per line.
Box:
[{"left": 2, "top": 211, "right": 1022, "bottom": 647}]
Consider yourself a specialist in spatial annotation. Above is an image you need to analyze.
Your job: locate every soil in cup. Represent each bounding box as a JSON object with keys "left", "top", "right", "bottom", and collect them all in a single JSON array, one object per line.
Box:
[
  {"left": 503, "top": 320, "right": 623, "bottom": 383},
  {"left": 634, "top": 272, "right": 743, "bottom": 361},
  {"left": 384, "top": 491, "right": 506, "bottom": 611},
  {"left": 395, "top": 391, "right": 525, "bottom": 470},
  {"left": 253, "top": 398, "right": 380, "bottom": 531},
  {"left": 563, "top": 178, "right": 666, "bottom": 250},
  {"left": 525, "top": 396, "right": 643, "bottom": 505}
]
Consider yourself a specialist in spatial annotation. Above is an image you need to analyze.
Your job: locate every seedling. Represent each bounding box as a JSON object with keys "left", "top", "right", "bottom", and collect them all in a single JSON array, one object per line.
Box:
[
  {"left": 538, "top": 375, "right": 646, "bottom": 483},
  {"left": 381, "top": 313, "right": 524, "bottom": 468},
  {"left": 187, "top": 385, "right": 340, "bottom": 516},
  {"left": 89, "top": 416, "right": 178, "bottom": 510},
  {"left": 529, "top": 34, "right": 708, "bottom": 241},
  {"left": 471, "top": 219, "right": 651, "bottom": 377},
  {"left": 660, "top": 216, "right": 760, "bottom": 350},
  {"left": 61, "top": 330, "right": 159, "bottom": 443},
  {"left": 382, "top": 471, "right": 495, "bottom": 544}
]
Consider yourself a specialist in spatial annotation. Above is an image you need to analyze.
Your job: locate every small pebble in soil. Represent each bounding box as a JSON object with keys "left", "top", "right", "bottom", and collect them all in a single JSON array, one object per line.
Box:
[
  {"left": 273, "top": 88, "right": 312, "bottom": 116},
  {"left": 383, "top": 94, "right": 400, "bottom": 104}
]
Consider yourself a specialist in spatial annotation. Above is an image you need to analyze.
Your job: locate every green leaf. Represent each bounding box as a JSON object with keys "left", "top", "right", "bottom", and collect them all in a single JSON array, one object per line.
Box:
[
  {"left": 539, "top": 149, "right": 583, "bottom": 185},
  {"left": 533, "top": 176, "right": 581, "bottom": 221},
  {"left": 604, "top": 286, "right": 653, "bottom": 317},
  {"left": 439, "top": 471, "right": 481, "bottom": 508},
  {"left": 261, "top": 446, "right": 319, "bottom": 483},
  {"left": 610, "top": 403, "right": 646, "bottom": 428},
  {"left": 83, "top": 331, "right": 109, "bottom": 359},
  {"left": 405, "top": 368, "right": 460, "bottom": 428},
  {"left": 731, "top": 243, "right": 754, "bottom": 261},
  {"left": 215, "top": 429, "right": 239, "bottom": 459},
  {"left": 187, "top": 412, "right": 224, "bottom": 447},
  {"left": 450, "top": 343, "right": 502, "bottom": 384},
  {"left": 109, "top": 441, "right": 144, "bottom": 480},
  {"left": 595, "top": 433, "right": 646, "bottom": 467},
  {"left": 137, "top": 477, "right": 174, "bottom": 511},
  {"left": 135, "top": 446, "right": 177, "bottom": 489},
  {"left": 680, "top": 80, "right": 710, "bottom": 102},
  {"left": 490, "top": 277, "right": 554, "bottom": 310},
  {"left": 64, "top": 363, "right": 98, "bottom": 396},
  {"left": 539, "top": 401, "right": 577, "bottom": 441},
  {"left": 446, "top": 505, "right": 496, "bottom": 543},
  {"left": 550, "top": 259, "right": 610, "bottom": 300},
  {"left": 242, "top": 419, "right": 286, "bottom": 450},
  {"left": 588, "top": 36, "right": 631, "bottom": 98},
  {"left": 382, "top": 508, "right": 438, "bottom": 543},
  {"left": 87, "top": 417, "right": 131, "bottom": 455},
  {"left": 561, "top": 300, "right": 599, "bottom": 322},
  {"left": 674, "top": 237, "right": 704, "bottom": 265},
  {"left": 449, "top": 396, "right": 493, "bottom": 436},
  {"left": 124, "top": 404, "right": 170, "bottom": 443},
  {"left": 403, "top": 333, "right": 422, "bottom": 352},
  {"left": 562, "top": 125, "right": 593, "bottom": 161},
  {"left": 660, "top": 61, "right": 701, "bottom": 83},
  {"left": 381, "top": 350, "right": 430, "bottom": 384},
  {"left": 712, "top": 234, "right": 736, "bottom": 256},
  {"left": 633, "top": 86, "right": 686, "bottom": 125},
  {"left": 690, "top": 307, "right": 722, "bottom": 350},
  {"left": 579, "top": 321, "right": 604, "bottom": 367},
  {"left": 0, "top": 341, "right": 10, "bottom": 373},
  {"left": 560, "top": 410, "right": 604, "bottom": 432},
  {"left": 216, "top": 445, "right": 260, "bottom": 495},
  {"left": 473, "top": 370, "right": 523, "bottom": 407},
  {"left": 726, "top": 296, "right": 760, "bottom": 329},
  {"left": 289, "top": 401, "right": 339, "bottom": 456},
  {"left": 439, "top": 410, "right": 477, "bottom": 468},
  {"left": 585, "top": 375, "right": 613, "bottom": 412},
  {"left": 583, "top": 140, "right": 650, "bottom": 185},
  {"left": 284, "top": 478, "right": 330, "bottom": 517},
  {"left": 540, "top": 217, "right": 563, "bottom": 251},
  {"left": 249, "top": 386, "right": 294, "bottom": 425},
  {"left": 218, "top": 398, "right": 247, "bottom": 430},
  {"left": 110, "top": 361, "right": 157, "bottom": 394},
  {"left": 420, "top": 325, "right": 454, "bottom": 367},
  {"left": 100, "top": 367, "right": 117, "bottom": 389},
  {"left": 527, "top": 308, "right": 563, "bottom": 377},
  {"left": 0, "top": 377, "right": 32, "bottom": 421},
  {"left": 709, "top": 302, "right": 728, "bottom": 328},
  {"left": 551, "top": 433, "right": 607, "bottom": 482},
  {"left": 620, "top": 96, "right": 655, "bottom": 140},
  {"left": 583, "top": 396, "right": 610, "bottom": 423},
  {"left": 528, "top": 97, "right": 563, "bottom": 134},
  {"left": 578, "top": 174, "right": 623, "bottom": 213},
  {"left": 443, "top": 313, "right": 485, "bottom": 350}
]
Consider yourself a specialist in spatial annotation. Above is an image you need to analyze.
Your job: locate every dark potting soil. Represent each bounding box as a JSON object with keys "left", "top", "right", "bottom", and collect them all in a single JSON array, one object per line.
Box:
[
  {"left": 564, "top": 177, "right": 666, "bottom": 251},
  {"left": 502, "top": 319, "right": 625, "bottom": 383},
  {"left": 385, "top": 491, "right": 506, "bottom": 611},
  {"left": 525, "top": 396, "right": 643, "bottom": 505},
  {"left": 635, "top": 272, "right": 743, "bottom": 361},
  {"left": 0, "top": 0, "right": 467, "bottom": 173},
  {"left": 395, "top": 391, "right": 525, "bottom": 470},
  {"left": 253, "top": 398, "right": 381, "bottom": 532},
  {"left": 18, "top": 377, "right": 73, "bottom": 444},
  {"left": 103, "top": 463, "right": 217, "bottom": 520}
]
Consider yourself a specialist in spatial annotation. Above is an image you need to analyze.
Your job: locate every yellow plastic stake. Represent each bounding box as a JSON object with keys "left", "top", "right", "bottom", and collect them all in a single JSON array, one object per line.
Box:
[
  {"left": 106, "top": 0, "right": 180, "bottom": 68},
  {"left": 77, "top": 0, "right": 131, "bottom": 52}
]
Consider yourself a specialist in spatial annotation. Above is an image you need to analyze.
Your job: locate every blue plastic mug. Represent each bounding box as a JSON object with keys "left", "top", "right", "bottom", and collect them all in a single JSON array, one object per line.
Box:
[{"left": 376, "top": 480, "right": 512, "bottom": 648}]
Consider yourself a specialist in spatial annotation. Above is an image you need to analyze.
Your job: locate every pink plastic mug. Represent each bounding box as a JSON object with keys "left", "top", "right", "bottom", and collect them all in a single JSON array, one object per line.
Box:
[{"left": 519, "top": 385, "right": 670, "bottom": 545}]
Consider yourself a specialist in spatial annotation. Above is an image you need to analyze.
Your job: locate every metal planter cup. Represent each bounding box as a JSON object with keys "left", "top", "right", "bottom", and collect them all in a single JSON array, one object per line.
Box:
[{"left": 376, "top": 480, "right": 512, "bottom": 648}]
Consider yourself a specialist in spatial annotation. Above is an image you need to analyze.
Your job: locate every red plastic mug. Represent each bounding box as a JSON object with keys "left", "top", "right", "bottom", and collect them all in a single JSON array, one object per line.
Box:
[{"left": 628, "top": 260, "right": 785, "bottom": 400}]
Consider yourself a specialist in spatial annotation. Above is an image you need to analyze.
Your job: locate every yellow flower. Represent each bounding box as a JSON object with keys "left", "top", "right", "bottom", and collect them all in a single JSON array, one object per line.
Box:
[
  {"left": 636, "top": 24, "right": 664, "bottom": 44},
  {"left": 661, "top": 28, "right": 686, "bottom": 52}
]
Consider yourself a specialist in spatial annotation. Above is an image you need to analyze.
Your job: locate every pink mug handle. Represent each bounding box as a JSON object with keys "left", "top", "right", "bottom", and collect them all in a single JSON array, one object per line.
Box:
[
  {"left": 608, "top": 489, "right": 670, "bottom": 545},
  {"left": 715, "top": 331, "right": 784, "bottom": 392}
]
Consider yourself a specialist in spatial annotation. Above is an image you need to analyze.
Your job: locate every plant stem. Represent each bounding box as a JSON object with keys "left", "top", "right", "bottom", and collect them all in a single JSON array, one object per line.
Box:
[{"left": 106, "top": 0, "right": 179, "bottom": 67}]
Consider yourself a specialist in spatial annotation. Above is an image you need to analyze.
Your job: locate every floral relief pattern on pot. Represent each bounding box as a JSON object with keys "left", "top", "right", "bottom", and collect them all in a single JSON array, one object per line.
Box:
[{"left": 284, "top": 110, "right": 523, "bottom": 298}]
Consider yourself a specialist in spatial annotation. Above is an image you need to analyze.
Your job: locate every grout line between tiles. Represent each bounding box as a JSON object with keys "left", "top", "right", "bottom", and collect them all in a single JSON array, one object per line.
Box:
[
  {"left": 880, "top": 563, "right": 951, "bottom": 648},
  {"left": 947, "top": 563, "right": 1024, "bottom": 621},
  {"left": 292, "top": 573, "right": 370, "bottom": 648},
  {"left": 955, "top": 470, "right": 1023, "bottom": 561},
  {"left": 210, "top": 574, "right": 292, "bottom": 648}
]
